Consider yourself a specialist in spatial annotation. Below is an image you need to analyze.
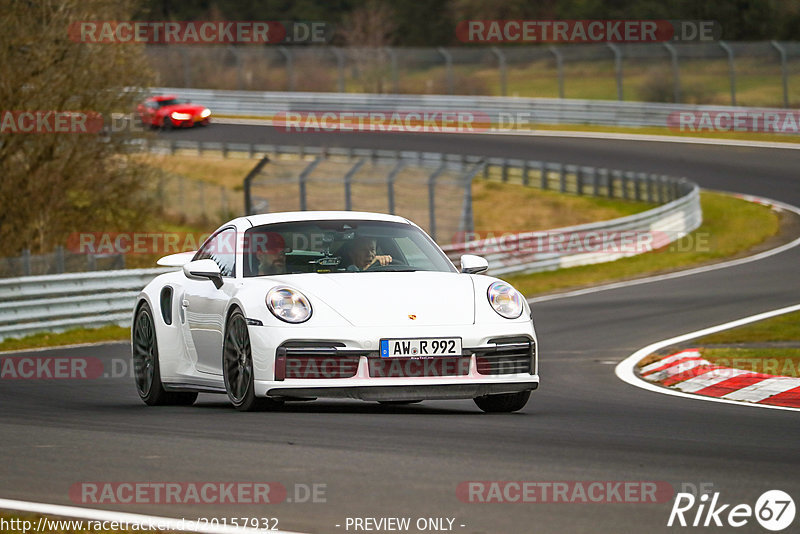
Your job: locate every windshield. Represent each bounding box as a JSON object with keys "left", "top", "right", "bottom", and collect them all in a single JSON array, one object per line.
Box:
[
  {"left": 243, "top": 220, "right": 456, "bottom": 276},
  {"left": 156, "top": 98, "right": 189, "bottom": 107}
]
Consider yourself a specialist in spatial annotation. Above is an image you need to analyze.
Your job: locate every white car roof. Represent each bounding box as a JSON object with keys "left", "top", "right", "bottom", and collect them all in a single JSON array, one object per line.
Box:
[{"left": 239, "top": 211, "right": 413, "bottom": 228}]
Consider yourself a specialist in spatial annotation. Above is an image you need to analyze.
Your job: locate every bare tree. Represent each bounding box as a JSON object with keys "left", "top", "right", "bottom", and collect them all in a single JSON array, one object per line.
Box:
[
  {"left": 339, "top": 1, "right": 397, "bottom": 93},
  {"left": 0, "top": 0, "right": 157, "bottom": 255}
]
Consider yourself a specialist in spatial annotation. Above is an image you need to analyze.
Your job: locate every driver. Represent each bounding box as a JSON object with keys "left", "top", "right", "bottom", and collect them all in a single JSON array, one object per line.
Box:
[
  {"left": 254, "top": 232, "right": 287, "bottom": 275},
  {"left": 345, "top": 237, "right": 392, "bottom": 271}
]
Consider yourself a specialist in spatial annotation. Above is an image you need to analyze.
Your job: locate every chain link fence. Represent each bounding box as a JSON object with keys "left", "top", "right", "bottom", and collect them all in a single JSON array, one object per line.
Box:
[{"left": 146, "top": 42, "right": 800, "bottom": 107}]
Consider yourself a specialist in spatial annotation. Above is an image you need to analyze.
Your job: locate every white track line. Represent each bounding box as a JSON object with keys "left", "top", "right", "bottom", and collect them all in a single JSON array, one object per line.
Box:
[
  {"left": 529, "top": 193, "right": 800, "bottom": 304},
  {"left": 213, "top": 117, "right": 800, "bottom": 150},
  {"left": 0, "top": 498, "right": 304, "bottom": 534},
  {"left": 615, "top": 303, "right": 800, "bottom": 412}
]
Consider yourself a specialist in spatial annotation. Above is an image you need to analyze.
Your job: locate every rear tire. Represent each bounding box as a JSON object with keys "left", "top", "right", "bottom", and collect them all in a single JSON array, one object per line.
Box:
[
  {"left": 473, "top": 391, "right": 530, "bottom": 413},
  {"left": 132, "top": 302, "right": 197, "bottom": 406},
  {"left": 223, "top": 309, "right": 282, "bottom": 412}
]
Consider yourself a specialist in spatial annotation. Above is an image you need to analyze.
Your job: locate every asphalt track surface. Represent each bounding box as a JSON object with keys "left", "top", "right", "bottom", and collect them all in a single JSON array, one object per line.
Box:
[{"left": 2, "top": 125, "right": 800, "bottom": 534}]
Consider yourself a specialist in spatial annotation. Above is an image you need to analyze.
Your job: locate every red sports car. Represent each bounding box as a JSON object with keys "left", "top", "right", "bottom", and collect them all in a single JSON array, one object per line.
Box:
[{"left": 137, "top": 95, "right": 211, "bottom": 129}]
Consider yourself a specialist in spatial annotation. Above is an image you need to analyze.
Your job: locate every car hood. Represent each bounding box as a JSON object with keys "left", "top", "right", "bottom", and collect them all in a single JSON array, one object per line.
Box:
[
  {"left": 279, "top": 272, "right": 475, "bottom": 326},
  {"left": 159, "top": 103, "right": 206, "bottom": 114}
]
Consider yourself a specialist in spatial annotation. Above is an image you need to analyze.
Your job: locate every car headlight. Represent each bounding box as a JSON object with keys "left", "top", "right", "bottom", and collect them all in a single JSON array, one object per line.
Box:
[
  {"left": 487, "top": 281, "right": 523, "bottom": 319},
  {"left": 200, "top": 108, "right": 211, "bottom": 118},
  {"left": 266, "top": 287, "right": 312, "bottom": 323},
  {"left": 170, "top": 112, "right": 191, "bottom": 120}
]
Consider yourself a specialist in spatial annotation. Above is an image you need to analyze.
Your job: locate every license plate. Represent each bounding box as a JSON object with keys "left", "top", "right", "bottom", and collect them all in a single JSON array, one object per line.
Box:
[{"left": 380, "top": 337, "right": 462, "bottom": 358}]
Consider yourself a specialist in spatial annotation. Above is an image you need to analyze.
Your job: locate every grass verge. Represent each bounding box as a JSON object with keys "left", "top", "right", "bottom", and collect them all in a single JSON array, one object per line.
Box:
[
  {"left": 506, "top": 191, "right": 780, "bottom": 295},
  {"left": 0, "top": 325, "right": 129, "bottom": 353},
  {"left": 696, "top": 310, "right": 800, "bottom": 344}
]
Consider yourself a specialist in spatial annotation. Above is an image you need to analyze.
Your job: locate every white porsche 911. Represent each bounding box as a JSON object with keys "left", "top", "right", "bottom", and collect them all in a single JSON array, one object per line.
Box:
[{"left": 132, "top": 211, "right": 538, "bottom": 412}]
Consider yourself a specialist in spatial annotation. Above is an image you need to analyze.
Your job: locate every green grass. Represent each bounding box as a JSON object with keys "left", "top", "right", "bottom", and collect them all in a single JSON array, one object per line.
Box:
[
  {"left": 505, "top": 191, "right": 780, "bottom": 296},
  {"left": 0, "top": 325, "right": 129, "bottom": 352},
  {"left": 696, "top": 310, "right": 800, "bottom": 344}
]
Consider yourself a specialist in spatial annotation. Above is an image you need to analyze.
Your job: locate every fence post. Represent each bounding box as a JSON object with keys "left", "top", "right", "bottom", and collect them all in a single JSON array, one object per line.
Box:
[
  {"left": 332, "top": 47, "right": 346, "bottom": 92},
  {"left": 385, "top": 47, "right": 399, "bottom": 93},
  {"left": 458, "top": 162, "right": 483, "bottom": 235},
  {"left": 717, "top": 41, "right": 737, "bottom": 106},
  {"left": 633, "top": 173, "right": 642, "bottom": 202},
  {"left": 55, "top": 245, "right": 65, "bottom": 274},
  {"left": 427, "top": 163, "right": 447, "bottom": 241},
  {"left": 22, "top": 249, "right": 31, "bottom": 276},
  {"left": 501, "top": 159, "right": 509, "bottom": 182},
  {"left": 385, "top": 159, "right": 405, "bottom": 215},
  {"left": 491, "top": 47, "right": 507, "bottom": 96},
  {"left": 228, "top": 45, "right": 243, "bottom": 90},
  {"left": 646, "top": 174, "right": 654, "bottom": 203},
  {"left": 622, "top": 171, "right": 630, "bottom": 200},
  {"left": 437, "top": 47, "right": 454, "bottom": 95},
  {"left": 559, "top": 163, "right": 566, "bottom": 193},
  {"left": 576, "top": 166, "right": 584, "bottom": 195},
  {"left": 243, "top": 156, "right": 270, "bottom": 215},
  {"left": 549, "top": 46, "right": 565, "bottom": 98},
  {"left": 606, "top": 43, "right": 623, "bottom": 101},
  {"left": 298, "top": 156, "right": 323, "bottom": 211},
  {"left": 663, "top": 42, "right": 681, "bottom": 103},
  {"left": 343, "top": 158, "right": 366, "bottom": 211},
  {"left": 771, "top": 40, "right": 790, "bottom": 108},
  {"left": 279, "top": 46, "right": 294, "bottom": 91}
]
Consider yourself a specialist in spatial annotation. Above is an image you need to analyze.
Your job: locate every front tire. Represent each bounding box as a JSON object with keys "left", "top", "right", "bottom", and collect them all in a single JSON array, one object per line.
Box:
[
  {"left": 132, "top": 302, "right": 197, "bottom": 406},
  {"left": 473, "top": 391, "right": 530, "bottom": 413},
  {"left": 223, "top": 309, "right": 282, "bottom": 412}
]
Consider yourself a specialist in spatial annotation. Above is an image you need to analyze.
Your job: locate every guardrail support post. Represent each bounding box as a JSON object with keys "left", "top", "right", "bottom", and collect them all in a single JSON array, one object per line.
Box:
[
  {"left": 549, "top": 46, "right": 565, "bottom": 98},
  {"left": 502, "top": 159, "right": 509, "bottom": 182},
  {"left": 558, "top": 164, "right": 566, "bottom": 193},
  {"left": 386, "top": 159, "right": 405, "bottom": 215},
  {"left": 590, "top": 167, "right": 599, "bottom": 196},
  {"left": 771, "top": 40, "right": 790, "bottom": 108},
  {"left": 22, "top": 249, "right": 31, "bottom": 276},
  {"left": 437, "top": 47, "right": 454, "bottom": 95},
  {"left": 427, "top": 163, "right": 447, "bottom": 241},
  {"left": 491, "top": 47, "right": 507, "bottom": 96},
  {"left": 718, "top": 41, "right": 737, "bottom": 106},
  {"left": 298, "top": 156, "right": 323, "bottom": 211},
  {"left": 633, "top": 173, "right": 642, "bottom": 202},
  {"left": 243, "top": 156, "right": 271, "bottom": 215},
  {"left": 646, "top": 174, "right": 654, "bottom": 203},
  {"left": 343, "top": 158, "right": 366, "bottom": 211},
  {"left": 522, "top": 161, "right": 530, "bottom": 186},
  {"left": 539, "top": 162, "right": 547, "bottom": 190},
  {"left": 576, "top": 167, "right": 584, "bottom": 195},
  {"left": 606, "top": 43, "right": 623, "bottom": 101},
  {"left": 622, "top": 171, "right": 630, "bottom": 200}
]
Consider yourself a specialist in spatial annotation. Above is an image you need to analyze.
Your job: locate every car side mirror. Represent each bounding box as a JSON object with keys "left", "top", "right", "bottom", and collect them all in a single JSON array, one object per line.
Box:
[
  {"left": 460, "top": 254, "right": 489, "bottom": 274},
  {"left": 183, "top": 259, "right": 223, "bottom": 289}
]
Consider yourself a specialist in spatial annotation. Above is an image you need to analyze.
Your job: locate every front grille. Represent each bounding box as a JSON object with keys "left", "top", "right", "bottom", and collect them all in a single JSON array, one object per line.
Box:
[
  {"left": 368, "top": 356, "right": 470, "bottom": 378},
  {"left": 276, "top": 342, "right": 360, "bottom": 380},
  {"left": 475, "top": 336, "right": 534, "bottom": 375}
]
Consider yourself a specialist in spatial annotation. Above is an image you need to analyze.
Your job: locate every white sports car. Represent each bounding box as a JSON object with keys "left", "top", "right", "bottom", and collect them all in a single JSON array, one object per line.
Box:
[{"left": 132, "top": 211, "right": 538, "bottom": 412}]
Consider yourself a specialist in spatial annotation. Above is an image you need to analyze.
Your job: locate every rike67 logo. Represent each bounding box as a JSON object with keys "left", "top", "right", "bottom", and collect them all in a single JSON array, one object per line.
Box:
[{"left": 668, "top": 490, "right": 795, "bottom": 531}]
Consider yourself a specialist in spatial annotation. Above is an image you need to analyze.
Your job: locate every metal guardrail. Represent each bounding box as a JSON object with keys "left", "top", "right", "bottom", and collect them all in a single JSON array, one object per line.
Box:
[
  {"left": 0, "top": 268, "right": 171, "bottom": 341},
  {"left": 0, "top": 149, "right": 700, "bottom": 341},
  {"left": 443, "top": 185, "right": 701, "bottom": 276},
  {"left": 151, "top": 86, "right": 787, "bottom": 129}
]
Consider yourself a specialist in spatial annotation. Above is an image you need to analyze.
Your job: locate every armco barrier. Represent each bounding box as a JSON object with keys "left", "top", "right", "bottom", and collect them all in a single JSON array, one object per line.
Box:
[
  {"left": 0, "top": 268, "right": 171, "bottom": 341},
  {"left": 151, "top": 86, "right": 787, "bottom": 129}
]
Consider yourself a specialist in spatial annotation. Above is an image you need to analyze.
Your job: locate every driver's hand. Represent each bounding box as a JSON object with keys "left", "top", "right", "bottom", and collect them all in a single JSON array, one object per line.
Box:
[{"left": 370, "top": 254, "right": 392, "bottom": 267}]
